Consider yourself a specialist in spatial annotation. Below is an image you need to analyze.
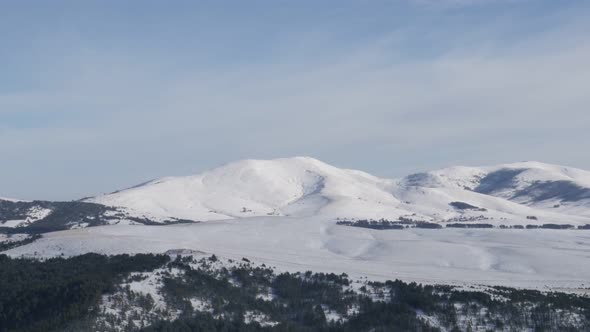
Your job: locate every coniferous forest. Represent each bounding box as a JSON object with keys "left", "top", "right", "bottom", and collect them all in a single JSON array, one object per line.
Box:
[{"left": 0, "top": 253, "right": 589, "bottom": 332}]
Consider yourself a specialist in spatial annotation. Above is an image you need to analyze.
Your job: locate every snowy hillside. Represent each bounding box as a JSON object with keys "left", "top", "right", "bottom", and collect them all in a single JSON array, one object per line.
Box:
[
  {"left": 0, "top": 200, "right": 184, "bottom": 232},
  {"left": 88, "top": 157, "right": 590, "bottom": 226},
  {"left": 5, "top": 158, "right": 590, "bottom": 291},
  {"left": 406, "top": 161, "right": 590, "bottom": 217},
  {"left": 8, "top": 217, "right": 590, "bottom": 291},
  {"left": 0, "top": 197, "right": 26, "bottom": 203},
  {"left": 89, "top": 157, "right": 402, "bottom": 222}
]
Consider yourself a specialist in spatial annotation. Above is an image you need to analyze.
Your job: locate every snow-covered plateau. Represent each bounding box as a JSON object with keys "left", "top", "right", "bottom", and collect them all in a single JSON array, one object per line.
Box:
[
  {"left": 4, "top": 157, "right": 590, "bottom": 290},
  {"left": 5, "top": 216, "right": 590, "bottom": 292}
]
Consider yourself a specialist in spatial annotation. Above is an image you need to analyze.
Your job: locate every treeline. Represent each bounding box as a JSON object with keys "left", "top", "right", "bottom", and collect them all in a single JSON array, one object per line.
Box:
[
  {"left": 0, "top": 234, "right": 42, "bottom": 252},
  {"left": 336, "top": 219, "right": 403, "bottom": 230},
  {"left": 337, "top": 219, "right": 590, "bottom": 231},
  {"left": 0, "top": 200, "right": 115, "bottom": 234},
  {"left": 336, "top": 219, "right": 442, "bottom": 230}
]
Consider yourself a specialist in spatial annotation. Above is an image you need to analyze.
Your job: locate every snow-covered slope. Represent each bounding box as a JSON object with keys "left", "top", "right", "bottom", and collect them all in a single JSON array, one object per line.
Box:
[
  {"left": 0, "top": 197, "right": 26, "bottom": 203},
  {"left": 0, "top": 206, "right": 52, "bottom": 228},
  {"left": 7, "top": 158, "right": 590, "bottom": 291},
  {"left": 405, "top": 161, "right": 590, "bottom": 218},
  {"left": 89, "top": 157, "right": 402, "bottom": 221},
  {"left": 7, "top": 218, "right": 590, "bottom": 291},
  {"left": 0, "top": 200, "right": 157, "bottom": 231},
  {"left": 88, "top": 157, "right": 590, "bottom": 225},
  {"left": 0, "top": 199, "right": 52, "bottom": 228}
]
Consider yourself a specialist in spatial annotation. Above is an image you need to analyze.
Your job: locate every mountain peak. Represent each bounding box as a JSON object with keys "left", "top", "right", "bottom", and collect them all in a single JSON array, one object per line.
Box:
[
  {"left": 214, "top": 156, "right": 338, "bottom": 171},
  {"left": 85, "top": 157, "right": 590, "bottom": 224},
  {"left": 491, "top": 161, "right": 572, "bottom": 171},
  {"left": 200, "top": 156, "right": 369, "bottom": 182}
]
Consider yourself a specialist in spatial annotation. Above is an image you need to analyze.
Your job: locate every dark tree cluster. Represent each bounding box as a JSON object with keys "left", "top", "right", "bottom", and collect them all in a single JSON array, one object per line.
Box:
[
  {"left": 0, "top": 200, "right": 197, "bottom": 236},
  {"left": 336, "top": 219, "right": 404, "bottom": 230},
  {"left": 449, "top": 202, "right": 487, "bottom": 212},
  {"left": 337, "top": 218, "right": 586, "bottom": 232},
  {"left": 336, "top": 219, "right": 442, "bottom": 230},
  {"left": 142, "top": 255, "right": 590, "bottom": 332},
  {"left": 1, "top": 253, "right": 590, "bottom": 332},
  {"left": 0, "top": 234, "right": 42, "bottom": 252},
  {"left": 0, "top": 253, "right": 169, "bottom": 332},
  {"left": 526, "top": 224, "right": 575, "bottom": 229},
  {"left": 446, "top": 223, "right": 494, "bottom": 229},
  {"left": 444, "top": 215, "right": 490, "bottom": 223}
]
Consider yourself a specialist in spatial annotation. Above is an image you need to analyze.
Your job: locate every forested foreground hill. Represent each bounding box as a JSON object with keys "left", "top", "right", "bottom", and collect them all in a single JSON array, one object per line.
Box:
[{"left": 0, "top": 254, "right": 589, "bottom": 332}]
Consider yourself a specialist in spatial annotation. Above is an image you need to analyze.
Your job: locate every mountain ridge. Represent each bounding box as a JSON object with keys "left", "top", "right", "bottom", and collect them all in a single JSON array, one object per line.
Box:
[
  {"left": 3, "top": 157, "right": 590, "bottom": 231},
  {"left": 84, "top": 157, "right": 590, "bottom": 225},
  {"left": 4, "top": 158, "right": 590, "bottom": 293}
]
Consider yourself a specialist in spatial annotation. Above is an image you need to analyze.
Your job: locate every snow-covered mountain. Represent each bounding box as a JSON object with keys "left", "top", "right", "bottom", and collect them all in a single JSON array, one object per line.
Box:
[
  {"left": 6, "top": 158, "right": 590, "bottom": 291},
  {"left": 404, "top": 161, "right": 590, "bottom": 217},
  {"left": 89, "top": 157, "right": 401, "bottom": 221},
  {"left": 87, "top": 157, "right": 590, "bottom": 226}
]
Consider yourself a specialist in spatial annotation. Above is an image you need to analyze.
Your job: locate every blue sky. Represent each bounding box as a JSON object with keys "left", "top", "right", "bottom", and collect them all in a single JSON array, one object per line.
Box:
[{"left": 1, "top": 0, "right": 590, "bottom": 200}]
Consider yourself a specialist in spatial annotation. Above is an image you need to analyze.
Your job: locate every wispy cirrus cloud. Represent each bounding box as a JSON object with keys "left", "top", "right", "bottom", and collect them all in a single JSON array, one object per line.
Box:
[
  {"left": 0, "top": 1, "right": 589, "bottom": 200},
  {"left": 410, "top": 0, "right": 527, "bottom": 9}
]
